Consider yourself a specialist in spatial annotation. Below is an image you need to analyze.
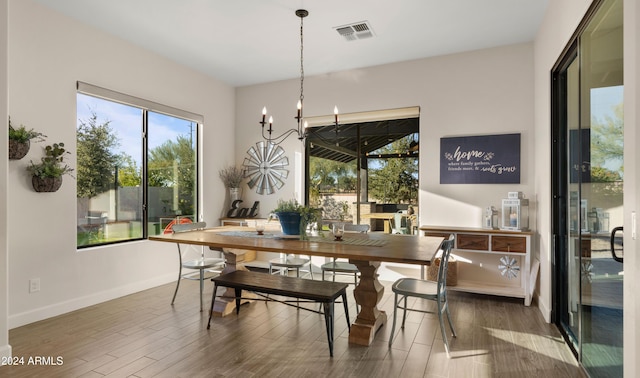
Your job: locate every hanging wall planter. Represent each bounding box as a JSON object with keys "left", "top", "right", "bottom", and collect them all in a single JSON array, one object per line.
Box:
[
  {"left": 8, "top": 117, "right": 46, "bottom": 160},
  {"left": 9, "top": 139, "right": 30, "bottom": 160},
  {"left": 26, "top": 142, "right": 74, "bottom": 193},
  {"left": 32, "top": 176, "right": 63, "bottom": 192}
]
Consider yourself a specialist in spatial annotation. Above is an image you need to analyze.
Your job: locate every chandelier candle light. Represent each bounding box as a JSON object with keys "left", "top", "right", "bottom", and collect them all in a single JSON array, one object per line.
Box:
[{"left": 259, "top": 9, "right": 339, "bottom": 144}]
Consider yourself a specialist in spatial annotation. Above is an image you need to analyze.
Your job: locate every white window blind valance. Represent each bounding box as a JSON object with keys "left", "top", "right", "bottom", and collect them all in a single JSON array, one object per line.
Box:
[
  {"left": 76, "top": 81, "right": 204, "bottom": 124},
  {"left": 304, "top": 106, "right": 420, "bottom": 128}
]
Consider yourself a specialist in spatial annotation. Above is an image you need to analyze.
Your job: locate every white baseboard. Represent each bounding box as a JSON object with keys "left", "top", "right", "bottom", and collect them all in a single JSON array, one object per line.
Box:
[
  {"left": 537, "top": 295, "right": 552, "bottom": 323},
  {"left": 0, "top": 344, "right": 11, "bottom": 359},
  {"left": 8, "top": 273, "right": 175, "bottom": 329}
]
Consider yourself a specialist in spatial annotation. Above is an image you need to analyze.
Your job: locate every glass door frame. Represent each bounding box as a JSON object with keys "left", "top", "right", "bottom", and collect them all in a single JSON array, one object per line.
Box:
[
  {"left": 551, "top": 0, "right": 624, "bottom": 373},
  {"left": 551, "top": 40, "right": 580, "bottom": 356}
]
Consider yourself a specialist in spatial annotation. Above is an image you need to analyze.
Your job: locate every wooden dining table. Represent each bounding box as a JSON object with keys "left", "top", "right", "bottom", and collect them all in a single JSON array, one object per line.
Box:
[{"left": 150, "top": 226, "right": 444, "bottom": 346}]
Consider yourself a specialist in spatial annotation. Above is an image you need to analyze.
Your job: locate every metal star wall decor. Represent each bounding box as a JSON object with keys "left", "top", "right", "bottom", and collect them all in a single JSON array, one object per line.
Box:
[
  {"left": 498, "top": 255, "right": 520, "bottom": 279},
  {"left": 243, "top": 141, "right": 289, "bottom": 195}
]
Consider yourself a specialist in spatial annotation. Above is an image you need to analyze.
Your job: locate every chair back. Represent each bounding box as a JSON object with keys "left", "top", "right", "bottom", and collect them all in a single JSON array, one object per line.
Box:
[
  {"left": 392, "top": 213, "right": 409, "bottom": 234},
  {"left": 172, "top": 221, "right": 206, "bottom": 233},
  {"left": 343, "top": 223, "right": 370, "bottom": 233},
  {"left": 162, "top": 217, "right": 194, "bottom": 234},
  {"left": 172, "top": 222, "right": 207, "bottom": 260},
  {"left": 394, "top": 213, "right": 403, "bottom": 227},
  {"left": 436, "top": 234, "right": 455, "bottom": 295}
]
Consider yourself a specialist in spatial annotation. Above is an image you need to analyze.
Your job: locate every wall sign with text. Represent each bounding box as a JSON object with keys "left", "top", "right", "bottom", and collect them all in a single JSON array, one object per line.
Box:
[{"left": 440, "top": 133, "right": 521, "bottom": 184}]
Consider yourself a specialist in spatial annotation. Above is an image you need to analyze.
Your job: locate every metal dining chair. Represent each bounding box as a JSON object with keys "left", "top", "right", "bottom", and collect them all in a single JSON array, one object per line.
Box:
[
  {"left": 268, "top": 216, "right": 314, "bottom": 279},
  {"left": 269, "top": 254, "right": 314, "bottom": 279},
  {"left": 171, "top": 221, "right": 225, "bottom": 311},
  {"left": 318, "top": 223, "right": 369, "bottom": 313},
  {"left": 268, "top": 254, "right": 314, "bottom": 308},
  {"left": 388, "top": 234, "right": 457, "bottom": 356},
  {"left": 320, "top": 223, "right": 370, "bottom": 284},
  {"left": 391, "top": 211, "right": 409, "bottom": 234}
]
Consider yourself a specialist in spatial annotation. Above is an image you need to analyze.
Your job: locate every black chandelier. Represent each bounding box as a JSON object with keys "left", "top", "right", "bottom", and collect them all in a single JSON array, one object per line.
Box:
[{"left": 259, "top": 9, "right": 339, "bottom": 145}]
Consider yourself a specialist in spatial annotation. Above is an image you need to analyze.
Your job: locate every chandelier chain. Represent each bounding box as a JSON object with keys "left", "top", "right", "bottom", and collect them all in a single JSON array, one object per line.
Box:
[
  {"left": 258, "top": 9, "right": 337, "bottom": 145},
  {"left": 299, "top": 14, "right": 304, "bottom": 106}
]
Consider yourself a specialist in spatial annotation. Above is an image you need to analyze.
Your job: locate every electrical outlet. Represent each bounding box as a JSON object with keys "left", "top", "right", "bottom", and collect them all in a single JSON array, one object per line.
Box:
[{"left": 29, "top": 278, "right": 40, "bottom": 293}]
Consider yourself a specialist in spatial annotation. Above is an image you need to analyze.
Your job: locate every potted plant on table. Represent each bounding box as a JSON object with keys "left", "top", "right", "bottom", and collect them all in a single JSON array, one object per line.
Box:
[
  {"left": 218, "top": 166, "right": 245, "bottom": 203},
  {"left": 27, "top": 142, "right": 74, "bottom": 192},
  {"left": 271, "top": 199, "right": 320, "bottom": 239},
  {"left": 8, "top": 118, "right": 46, "bottom": 160}
]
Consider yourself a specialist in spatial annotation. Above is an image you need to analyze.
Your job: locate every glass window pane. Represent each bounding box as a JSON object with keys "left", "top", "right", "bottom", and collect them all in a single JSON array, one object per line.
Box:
[
  {"left": 367, "top": 134, "right": 419, "bottom": 205},
  {"left": 76, "top": 94, "right": 144, "bottom": 247},
  {"left": 308, "top": 155, "right": 356, "bottom": 226},
  {"left": 147, "top": 112, "right": 198, "bottom": 235}
]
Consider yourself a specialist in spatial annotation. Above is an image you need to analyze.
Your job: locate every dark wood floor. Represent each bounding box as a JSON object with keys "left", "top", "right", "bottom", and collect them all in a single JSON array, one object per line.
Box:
[{"left": 2, "top": 270, "right": 586, "bottom": 377}]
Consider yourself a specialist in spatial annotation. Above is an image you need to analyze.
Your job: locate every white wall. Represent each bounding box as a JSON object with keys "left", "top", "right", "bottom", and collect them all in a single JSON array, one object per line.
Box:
[
  {"left": 1, "top": 0, "right": 10, "bottom": 360},
  {"left": 236, "top": 43, "right": 535, "bottom": 228},
  {"left": 6, "top": 0, "right": 235, "bottom": 328}
]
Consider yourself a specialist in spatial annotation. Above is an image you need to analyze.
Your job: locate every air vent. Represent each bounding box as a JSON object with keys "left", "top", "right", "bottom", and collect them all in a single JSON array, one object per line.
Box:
[{"left": 334, "top": 21, "right": 374, "bottom": 41}]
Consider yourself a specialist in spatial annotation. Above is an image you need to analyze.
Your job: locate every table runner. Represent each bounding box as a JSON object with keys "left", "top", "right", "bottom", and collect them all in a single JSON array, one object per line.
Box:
[{"left": 217, "top": 230, "right": 386, "bottom": 247}]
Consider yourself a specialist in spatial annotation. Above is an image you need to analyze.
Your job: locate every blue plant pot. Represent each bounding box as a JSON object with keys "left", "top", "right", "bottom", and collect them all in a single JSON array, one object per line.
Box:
[{"left": 276, "top": 212, "right": 301, "bottom": 235}]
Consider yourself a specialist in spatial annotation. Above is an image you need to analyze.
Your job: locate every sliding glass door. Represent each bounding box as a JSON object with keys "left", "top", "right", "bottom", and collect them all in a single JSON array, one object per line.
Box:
[{"left": 552, "top": 0, "right": 623, "bottom": 375}]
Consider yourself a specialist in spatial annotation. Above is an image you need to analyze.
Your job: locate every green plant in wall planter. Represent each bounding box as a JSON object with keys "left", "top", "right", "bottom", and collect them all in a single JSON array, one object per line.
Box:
[
  {"left": 27, "top": 142, "right": 74, "bottom": 192},
  {"left": 8, "top": 117, "right": 46, "bottom": 160}
]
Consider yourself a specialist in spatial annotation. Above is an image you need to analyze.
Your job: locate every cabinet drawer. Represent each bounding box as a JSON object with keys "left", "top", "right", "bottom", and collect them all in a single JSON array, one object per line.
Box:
[
  {"left": 424, "top": 231, "right": 451, "bottom": 238},
  {"left": 456, "top": 234, "right": 489, "bottom": 251},
  {"left": 491, "top": 236, "right": 526, "bottom": 253}
]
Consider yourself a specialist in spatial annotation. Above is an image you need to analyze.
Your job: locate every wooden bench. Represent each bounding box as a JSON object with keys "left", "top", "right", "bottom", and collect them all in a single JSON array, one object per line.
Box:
[{"left": 207, "top": 270, "right": 350, "bottom": 357}]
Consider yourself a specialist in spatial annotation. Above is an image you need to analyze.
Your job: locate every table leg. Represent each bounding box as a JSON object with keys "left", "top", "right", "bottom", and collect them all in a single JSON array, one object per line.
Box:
[
  {"left": 383, "top": 219, "right": 390, "bottom": 234},
  {"left": 210, "top": 248, "right": 254, "bottom": 317},
  {"left": 349, "top": 260, "right": 386, "bottom": 346}
]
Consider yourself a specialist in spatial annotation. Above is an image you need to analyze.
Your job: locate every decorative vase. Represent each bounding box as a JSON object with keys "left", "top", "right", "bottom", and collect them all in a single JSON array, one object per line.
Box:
[
  {"left": 276, "top": 211, "right": 301, "bottom": 235},
  {"left": 299, "top": 225, "right": 308, "bottom": 240},
  {"left": 32, "top": 176, "right": 62, "bottom": 192},
  {"left": 9, "top": 139, "right": 30, "bottom": 160},
  {"left": 229, "top": 187, "right": 240, "bottom": 202}
]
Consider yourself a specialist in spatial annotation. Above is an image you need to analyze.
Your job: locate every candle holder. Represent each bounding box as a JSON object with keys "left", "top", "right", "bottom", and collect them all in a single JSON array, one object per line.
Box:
[
  {"left": 332, "top": 223, "right": 344, "bottom": 241},
  {"left": 255, "top": 220, "right": 265, "bottom": 235},
  {"left": 500, "top": 192, "right": 529, "bottom": 231},
  {"left": 483, "top": 206, "right": 498, "bottom": 229}
]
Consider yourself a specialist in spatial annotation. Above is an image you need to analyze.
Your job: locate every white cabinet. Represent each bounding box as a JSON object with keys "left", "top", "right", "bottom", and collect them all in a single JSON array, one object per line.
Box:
[{"left": 420, "top": 226, "right": 537, "bottom": 306}]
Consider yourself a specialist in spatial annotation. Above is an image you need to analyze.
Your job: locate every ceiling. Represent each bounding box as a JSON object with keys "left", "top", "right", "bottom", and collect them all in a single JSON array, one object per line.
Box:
[{"left": 33, "top": 0, "right": 549, "bottom": 87}]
